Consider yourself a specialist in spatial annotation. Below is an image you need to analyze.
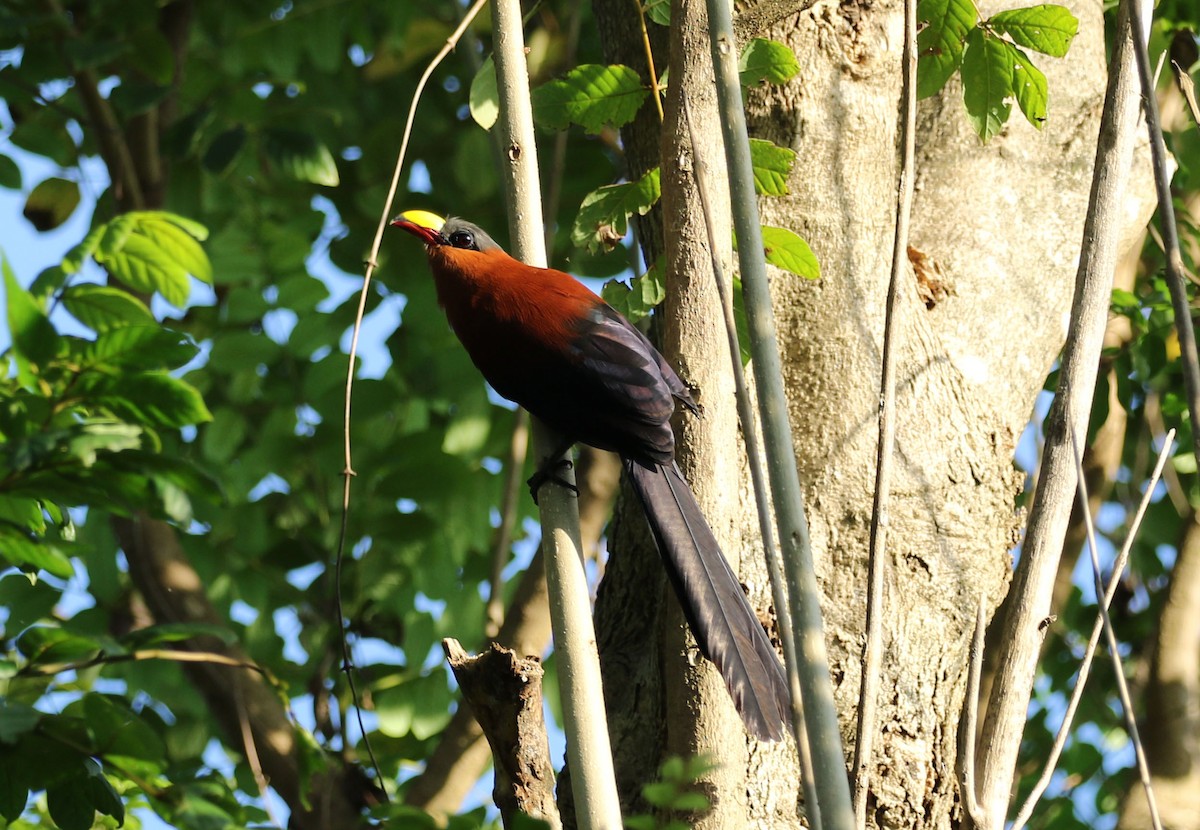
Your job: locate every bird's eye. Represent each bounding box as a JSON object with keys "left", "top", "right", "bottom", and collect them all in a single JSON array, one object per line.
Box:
[{"left": 448, "top": 230, "right": 475, "bottom": 249}]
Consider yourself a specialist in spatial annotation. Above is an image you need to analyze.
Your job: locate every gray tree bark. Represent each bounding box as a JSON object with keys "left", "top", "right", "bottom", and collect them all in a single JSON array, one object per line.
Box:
[{"left": 590, "top": 0, "right": 1154, "bottom": 827}]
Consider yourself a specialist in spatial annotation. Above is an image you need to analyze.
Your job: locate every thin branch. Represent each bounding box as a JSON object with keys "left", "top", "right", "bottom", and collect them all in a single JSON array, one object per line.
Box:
[
  {"left": 852, "top": 0, "right": 918, "bottom": 818},
  {"left": 681, "top": 96, "right": 821, "bottom": 830},
  {"left": 236, "top": 675, "right": 286, "bottom": 830},
  {"left": 1010, "top": 431, "right": 1174, "bottom": 829},
  {"left": 1071, "top": 432, "right": 1164, "bottom": 830},
  {"left": 335, "top": 0, "right": 490, "bottom": 801},
  {"left": 974, "top": 4, "right": 1145, "bottom": 824},
  {"left": 488, "top": 0, "right": 623, "bottom": 827},
  {"left": 487, "top": 410, "right": 531, "bottom": 637},
  {"left": 1127, "top": 0, "right": 1200, "bottom": 470},
  {"left": 632, "top": 0, "right": 664, "bottom": 122},
  {"left": 959, "top": 596, "right": 986, "bottom": 825},
  {"left": 703, "top": 0, "right": 853, "bottom": 825},
  {"left": 17, "top": 647, "right": 279, "bottom": 684}
]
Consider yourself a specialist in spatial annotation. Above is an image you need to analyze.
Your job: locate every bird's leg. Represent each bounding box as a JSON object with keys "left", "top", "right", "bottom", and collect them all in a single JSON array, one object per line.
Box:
[{"left": 527, "top": 440, "right": 579, "bottom": 504}]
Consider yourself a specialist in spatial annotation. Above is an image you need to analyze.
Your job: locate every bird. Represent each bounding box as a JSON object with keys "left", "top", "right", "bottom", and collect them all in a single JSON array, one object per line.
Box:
[{"left": 392, "top": 209, "right": 791, "bottom": 741}]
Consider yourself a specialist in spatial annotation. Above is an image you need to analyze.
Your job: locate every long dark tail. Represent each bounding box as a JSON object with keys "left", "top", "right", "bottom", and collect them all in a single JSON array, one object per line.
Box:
[{"left": 626, "top": 459, "right": 790, "bottom": 741}]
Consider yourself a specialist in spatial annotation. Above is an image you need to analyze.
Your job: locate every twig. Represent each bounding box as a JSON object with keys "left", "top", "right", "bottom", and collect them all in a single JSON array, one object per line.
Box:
[
  {"left": 703, "top": 0, "right": 854, "bottom": 826},
  {"left": 1174, "top": 61, "right": 1200, "bottom": 129},
  {"left": 487, "top": 409, "right": 531, "bottom": 637},
  {"left": 959, "top": 596, "right": 986, "bottom": 825},
  {"left": 632, "top": 0, "right": 664, "bottom": 122},
  {"left": 488, "top": 0, "right": 623, "bottom": 826},
  {"left": 1127, "top": 0, "right": 1200, "bottom": 470},
  {"left": 974, "top": 4, "right": 1144, "bottom": 824},
  {"left": 852, "top": 0, "right": 917, "bottom": 819},
  {"left": 1009, "top": 430, "right": 1172, "bottom": 828},
  {"left": 681, "top": 96, "right": 821, "bottom": 830},
  {"left": 335, "top": 0, "right": 490, "bottom": 801},
  {"left": 17, "top": 647, "right": 279, "bottom": 685},
  {"left": 236, "top": 675, "right": 285, "bottom": 829},
  {"left": 1071, "top": 432, "right": 1164, "bottom": 830}
]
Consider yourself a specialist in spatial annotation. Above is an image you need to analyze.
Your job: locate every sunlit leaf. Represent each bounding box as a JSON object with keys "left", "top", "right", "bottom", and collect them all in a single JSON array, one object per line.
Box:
[
  {"left": 469, "top": 56, "right": 499, "bottom": 130},
  {"left": 602, "top": 257, "right": 665, "bottom": 324},
  {"left": 961, "top": 28, "right": 1013, "bottom": 142},
  {"left": 3, "top": 256, "right": 58, "bottom": 365},
  {"left": 61, "top": 284, "right": 156, "bottom": 332},
  {"left": 989, "top": 4, "right": 1078, "bottom": 57},
  {"left": 917, "top": 0, "right": 978, "bottom": 98},
  {"left": 572, "top": 167, "right": 661, "bottom": 254},
  {"left": 1008, "top": 43, "right": 1048, "bottom": 128},
  {"left": 739, "top": 38, "right": 800, "bottom": 86},
  {"left": 532, "top": 64, "right": 648, "bottom": 134},
  {"left": 749, "top": 138, "right": 795, "bottom": 196}
]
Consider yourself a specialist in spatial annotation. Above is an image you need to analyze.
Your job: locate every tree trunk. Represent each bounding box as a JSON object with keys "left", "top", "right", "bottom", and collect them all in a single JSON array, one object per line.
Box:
[{"left": 589, "top": 0, "right": 1154, "bottom": 826}]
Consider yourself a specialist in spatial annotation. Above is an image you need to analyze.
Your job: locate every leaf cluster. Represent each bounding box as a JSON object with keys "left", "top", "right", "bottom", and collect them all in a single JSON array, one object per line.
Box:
[{"left": 917, "top": 0, "right": 1080, "bottom": 141}]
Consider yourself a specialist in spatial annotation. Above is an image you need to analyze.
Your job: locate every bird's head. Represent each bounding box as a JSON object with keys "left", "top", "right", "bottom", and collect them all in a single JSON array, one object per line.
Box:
[{"left": 391, "top": 210, "right": 503, "bottom": 255}]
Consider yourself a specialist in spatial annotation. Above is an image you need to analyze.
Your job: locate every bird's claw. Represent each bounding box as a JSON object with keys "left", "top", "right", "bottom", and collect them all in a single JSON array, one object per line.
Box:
[{"left": 527, "top": 458, "right": 579, "bottom": 504}]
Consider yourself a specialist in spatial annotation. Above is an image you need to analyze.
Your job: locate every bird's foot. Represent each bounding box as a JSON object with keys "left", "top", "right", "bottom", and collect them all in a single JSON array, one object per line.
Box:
[{"left": 527, "top": 457, "right": 579, "bottom": 505}]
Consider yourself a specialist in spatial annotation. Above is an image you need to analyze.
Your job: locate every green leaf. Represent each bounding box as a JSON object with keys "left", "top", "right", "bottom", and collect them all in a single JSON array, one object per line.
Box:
[
  {"left": 759, "top": 226, "right": 820, "bottom": 279},
  {"left": 264, "top": 128, "right": 340, "bottom": 186},
  {"left": 644, "top": 0, "right": 670, "bottom": 25},
  {"left": 1111, "top": 288, "right": 1140, "bottom": 309},
  {"left": 602, "top": 257, "right": 666, "bottom": 324},
  {"left": 0, "top": 154, "right": 20, "bottom": 189},
  {"left": 916, "top": 0, "right": 978, "bottom": 98},
  {"left": 749, "top": 138, "right": 795, "bottom": 196},
  {"left": 572, "top": 167, "right": 661, "bottom": 254},
  {"left": 203, "top": 125, "right": 247, "bottom": 175},
  {"left": 127, "top": 28, "right": 175, "bottom": 84},
  {"left": 120, "top": 622, "right": 237, "bottom": 650},
  {"left": 15, "top": 626, "right": 100, "bottom": 664},
  {"left": 0, "top": 702, "right": 41, "bottom": 744},
  {"left": 82, "top": 758, "right": 124, "bottom": 826},
  {"left": 62, "top": 422, "right": 144, "bottom": 466},
  {"left": 1008, "top": 43, "right": 1048, "bottom": 128},
  {"left": 22, "top": 177, "right": 80, "bottom": 232},
  {"left": 531, "top": 64, "right": 648, "bottom": 134},
  {"left": 4, "top": 256, "right": 59, "bottom": 365},
  {"left": 91, "top": 213, "right": 208, "bottom": 304},
  {"left": 738, "top": 38, "right": 800, "bottom": 86},
  {"left": 989, "top": 4, "right": 1079, "bottom": 57},
  {"left": 137, "top": 212, "right": 213, "bottom": 284},
  {"left": 62, "top": 224, "right": 106, "bottom": 275},
  {"left": 61, "top": 284, "right": 156, "bottom": 332},
  {"left": 961, "top": 28, "right": 1013, "bottom": 142},
  {"left": 0, "top": 762, "right": 27, "bottom": 822},
  {"left": 47, "top": 779, "right": 96, "bottom": 830},
  {"left": 81, "top": 371, "right": 213, "bottom": 429},
  {"left": 100, "top": 233, "right": 191, "bottom": 306},
  {"left": 83, "top": 326, "right": 198, "bottom": 371},
  {"left": 469, "top": 56, "right": 499, "bottom": 131},
  {"left": 0, "top": 532, "right": 74, "bottom": 579}
]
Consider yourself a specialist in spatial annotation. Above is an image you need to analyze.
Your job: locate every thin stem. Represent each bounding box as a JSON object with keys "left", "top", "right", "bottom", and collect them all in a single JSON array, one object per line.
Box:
[
  {"left": 703, "top": 0, "right": 853, "bottom": 826},
  {"left": 335, "top": 0, "right": 490, "bottom": 801},
  {"left": 681, "top": 96, "right": 821, "bottom": 830},
  {"left": 974, "top": 4, "right": 1144, "bottom": 822},
  {"left": 1127, "top": 0, "right": 1200, "bottom": 469},
  {"left": 486, "top": 409, "right": 530, "bottom": 637},
  {"left": 1010, "top": 430, "right": 1173, "bottom": 828},
  {"left": 852, "top": 0, "right": 917, "bottom": 818},
  {"left": 632, "top": 0, "right": 664, "bottom": 122},
  {"left": 1071, "top": 432, "right": 1164, "bottom": 830},
  {"left": 489, "top": 0, "right": 623, "bottom": 826},
  {"left": 959, "top": 596, "right": 986, "bottom": 825}
]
